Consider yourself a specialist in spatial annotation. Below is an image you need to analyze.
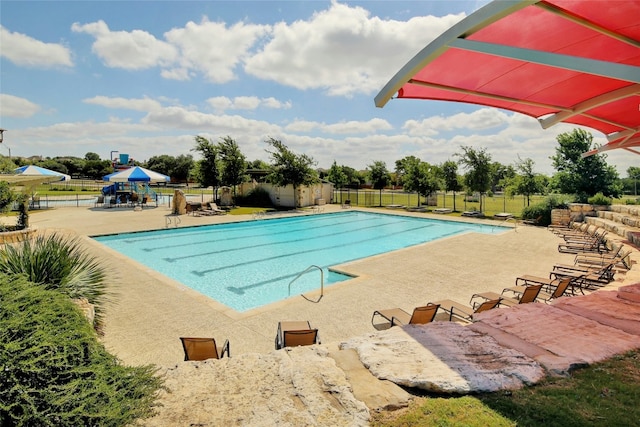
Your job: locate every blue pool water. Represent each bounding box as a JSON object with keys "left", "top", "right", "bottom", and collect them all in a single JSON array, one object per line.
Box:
[{"left": 94, "top": 211, "right": 506, "bottom": 312}]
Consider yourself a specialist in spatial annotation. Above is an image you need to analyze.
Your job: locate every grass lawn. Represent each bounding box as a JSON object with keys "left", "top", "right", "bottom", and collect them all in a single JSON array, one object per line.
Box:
[{"left": 371, "top": 350, "right": 640, "bottom": 427}]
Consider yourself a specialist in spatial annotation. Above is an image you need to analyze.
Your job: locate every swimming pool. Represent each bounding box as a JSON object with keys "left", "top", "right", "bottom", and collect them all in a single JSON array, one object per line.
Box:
[{"left": 94, "top": 211, "right": 506, "bottom": 312}]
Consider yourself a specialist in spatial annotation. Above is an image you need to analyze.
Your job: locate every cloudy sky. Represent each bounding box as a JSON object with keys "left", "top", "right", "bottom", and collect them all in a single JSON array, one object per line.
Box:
[{"left": 0, "top": 0, "right": 635, "bottom": 176}]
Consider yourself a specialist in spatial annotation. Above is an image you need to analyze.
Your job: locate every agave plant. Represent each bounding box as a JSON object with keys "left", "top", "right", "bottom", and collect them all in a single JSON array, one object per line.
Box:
[{"left": 0, "top": 233, "right": 109, "bottom": 327}]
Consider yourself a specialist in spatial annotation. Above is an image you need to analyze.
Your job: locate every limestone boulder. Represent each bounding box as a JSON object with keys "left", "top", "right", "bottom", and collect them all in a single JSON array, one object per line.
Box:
[
  {"left": 340, "top": 322, "right": 545, "bottom": 394},
  {"left": 143, "top": 346, "right": 369, "bottom": 427}
]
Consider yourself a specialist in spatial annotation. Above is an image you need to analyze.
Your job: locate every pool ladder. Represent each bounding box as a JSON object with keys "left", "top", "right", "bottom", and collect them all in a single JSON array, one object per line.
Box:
[
  {"left": 289, "top": 265, "right": 324, "bottom": 303},
  {"left": 504, "top": 217, "right": 517, "bottom": 232},
  {"left": 165, "top": 215, "right": 181, "bottom": 228}
]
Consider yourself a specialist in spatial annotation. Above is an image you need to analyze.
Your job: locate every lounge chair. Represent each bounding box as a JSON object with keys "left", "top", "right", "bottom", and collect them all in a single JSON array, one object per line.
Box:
[
  {"left": 204, "top": 202, "right": 226, "bottom": 215},
  {"left": 275, "top": 321, "right": 319, "bottom": 349},
  {"left": 503, "top": 277, "right": 575, "bottom": 303},
  {"left": 550, "top": 262, "right": 616, "bottom": 290},
  {"left": 552, "top": 222, "right": 590, "bottom": 238},
  {"left": 180, "top": 337, "right": 230, "bottom": 360},
  {"left": 371, "top": 303, "right": 440, "bottom": 328},
  {"left": 558, "top": 235, "right": 608, "bottom": 254},
  {"left": 472, "top": 284, "right": 542, "bottom": 307},
  {"left": 574, "top": 246, "right": 632, "bottom": 271},
  {"left": 94, "top": 195, "right": 105, "bottom": 208},
  {"left": 433, "top": 298, "right": 501, "bottom": 323},
  {"left": 547, "top": 220, "right": 576, "bottom": 234},
  {"left": 342, "top": 199, "right": 351, "bottom": 208},
  {"left": 562, "top": 228, "right": 607, "bottom": 244},
  {"left": 522, "top": 215, "right": 542, "bottom": 226}
]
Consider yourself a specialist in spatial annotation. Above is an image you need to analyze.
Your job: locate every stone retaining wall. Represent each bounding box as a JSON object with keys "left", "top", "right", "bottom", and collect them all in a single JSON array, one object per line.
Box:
[
  {"left": 580, "top": 204, "right": 640, "bottom": 247},
  {"left": 0, "top": 227, "right": 36, "bottom": 245}
]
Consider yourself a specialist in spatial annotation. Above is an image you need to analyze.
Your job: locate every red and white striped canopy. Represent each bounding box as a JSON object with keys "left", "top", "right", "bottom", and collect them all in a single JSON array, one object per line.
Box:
[{"left": 375, "top": 0, "right": 640, "bottom": 156}]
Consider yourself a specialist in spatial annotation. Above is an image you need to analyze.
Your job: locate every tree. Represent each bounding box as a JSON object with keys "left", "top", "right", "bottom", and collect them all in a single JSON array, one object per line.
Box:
[
  {"left": 456, "top": 146, "right": 492, "bottom": 213},
  {"left": 514, "top": 156, "right": 544, "bottom": 206},
  {"left": 0, "top": 181, "right": 15, "bottom": 216},
  {"left": 173, "top": 154, "right": 194, "bottom": 184},
  {"left": 37, "top": 159, "right": 68, "bottom": 175},
  {"left": 326, "top": 161, "right": 348, "bottom": 189},
  {"left": 145, "top": 154, "right": 193, "bottom": 184},
  {"left": 441, "top": 160, "right": 461, "bottom": 211},
  {"left": 265, "top": 138, "right": 318, "bottom": 208},
  {"left": 217, "top": 136, "right": 247, "bottom": 200},
  {"left": 82, "top": 159, "right": 113, "bottom": 180},
  {"left": 489, "top": 162, "right": 516, "bottom": 193},
  {"left": 403, "top": 161, "right": 441, "bottom": 207},
  {"left": 247, "top": 159, "right": 270, "bottom": 169},
  {"left": 56, "top": 157, "right": 85, "bottom": 177},
  {"left": 0, "top": 155, "right": 16, "bottom": 173},
  {"left": 84, "top": 152, "right": 101, "bottom": 161},
  {"left": 192, "top": 136, "right": 220, "bottom": 199},
  {"left": 367, "top": 161, "right": 391, "bottom": 207},
  {"left": 146, "top": 155, "right": 175, "bottom": 176},
  {"left": 628, "top": 166, "right": 640, "bottom": 196},
  {"left": 394, "top": 156, "right": 420, "bottom": 188},
  {"left": 342, "top": 166, "right": 364, "bottom": 188},
  {"left": 550, "top": 129, "right": 621, "bottom": 201}
]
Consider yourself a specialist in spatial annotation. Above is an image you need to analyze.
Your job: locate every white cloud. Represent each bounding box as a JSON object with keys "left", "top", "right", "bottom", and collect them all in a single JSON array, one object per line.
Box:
[
  {"left": 0, "top": 94, "right": 41, "bottom": 118},
  {"left": 0, "top": 26, "right": 73, "bottom": 68},
  {"left": 262, "top": 97, "right": 292, "bottom": 110},
  {"left": 403, "top": 108, "right": 511, "bottom": 136},
  {"left": 160, "top": 67, "right": 192, "bottom": 81},
  {"left": 232, "top": 96, "right": 261, "bottom": 110},
  {"left": 244, "top": 1, "right": 465, "bottom": 97},
  {"left": 286, "top": 118, "right": 392, "bottom": 134},
  {"left": 141, "top": 106, "right": 282, "bottom": 136},
  {"left": 207, "top": 96, "right": 292, "bottom": 113},
  {"left": 207, "top": 97, "right": 233, "bottom": 112},
  {"left": 71, "top": 17, "right": 269, "bottom": 82},
  {"left": 68, "top": 3, "right": 463, "bottom": 97},
  {"left": 71, "top": 20, "right": 178, "bottom": 70},
  {"left": 83, "top": 96, "right": 162, "bottom": 112},
  {"left": 164, "top": 18, "right": 270, "bottom": 83}
]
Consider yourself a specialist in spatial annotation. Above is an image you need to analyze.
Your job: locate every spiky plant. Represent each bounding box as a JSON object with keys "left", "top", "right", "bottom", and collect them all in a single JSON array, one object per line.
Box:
[{"left": 0, "top": 233, "right": 109, "bottom": 328}]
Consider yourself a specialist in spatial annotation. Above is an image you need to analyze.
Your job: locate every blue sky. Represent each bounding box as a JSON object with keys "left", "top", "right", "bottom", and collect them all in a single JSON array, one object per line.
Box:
[{"left": 0, "top": 0, "right": 635, "bottom": 176}]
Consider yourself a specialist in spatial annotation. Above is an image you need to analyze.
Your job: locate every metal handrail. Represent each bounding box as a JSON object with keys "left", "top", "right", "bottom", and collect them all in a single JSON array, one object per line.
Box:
[
  {"left": 288, "top": 264, "right": 324, "bottom": 303},
  {"left": 165, "top": 215, "right": 181, "bottom": 228}
]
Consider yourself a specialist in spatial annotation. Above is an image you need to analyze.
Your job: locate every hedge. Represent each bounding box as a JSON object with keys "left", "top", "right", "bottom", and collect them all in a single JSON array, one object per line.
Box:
[{"left": 0, "top": 274, "right": 163, "bottom": 426}]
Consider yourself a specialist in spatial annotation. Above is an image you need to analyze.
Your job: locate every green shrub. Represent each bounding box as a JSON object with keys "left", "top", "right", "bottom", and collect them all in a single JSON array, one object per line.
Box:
[
  {"left": 587, "top": 192, "right": 612, "bottom": 206},
  {"left": 15, "top": 194, "right": 29, "bottom": 230},
  {"left": 0, "top": 233, "right": 109, "bottom": 328},
  {"left": 522, "top": 203, "right": 551, "bottom": 226},
  {"left": 0, "top": 275, "right": 162, "bottom": 426},
  {"left": 0, "top": 181, "right": 15, "bottom": 214},
  {"left": 234, "top": 187, "right": 274, "bottom": 207},
  {"left": 521, "top": 195, "right": 570, "bottom": 226},
  {"left": 624, "top": 198, "right": 640, "bottom": 205}
]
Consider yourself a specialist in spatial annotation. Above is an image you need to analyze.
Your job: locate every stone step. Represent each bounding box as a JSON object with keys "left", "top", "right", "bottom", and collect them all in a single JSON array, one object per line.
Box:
[
  {"left": 327, "top": 347, "right": 411, "bottom": 411},
  {"left": 585, "top": 216, "right": 640, "bottom": 247}
]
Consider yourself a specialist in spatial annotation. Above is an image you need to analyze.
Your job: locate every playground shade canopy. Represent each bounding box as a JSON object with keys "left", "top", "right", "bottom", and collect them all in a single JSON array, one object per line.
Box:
[
  {"left": 14, "top": 165, "right": 71, "bottom": 182},
  {"left": 103, "top": 166, "right": 170, "bottom": 183},
  {"left": 374, "top": 0, "right": 640, "bottom": 156}
]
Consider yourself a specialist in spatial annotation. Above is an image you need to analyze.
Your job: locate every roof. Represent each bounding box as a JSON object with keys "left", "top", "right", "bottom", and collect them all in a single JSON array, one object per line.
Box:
[
  {"left": 375, "top": 0, "right": 640, "bottom": 156},
  {"left": 0, "top": 175, "right": 60, "bottom": 186}
]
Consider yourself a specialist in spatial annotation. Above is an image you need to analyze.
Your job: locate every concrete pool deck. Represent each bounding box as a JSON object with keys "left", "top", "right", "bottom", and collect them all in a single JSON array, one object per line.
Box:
[
  {"left": 9, "top": 203, "right": 640, "bottom": 424},
  {"left": 22, "top": 203, "right": 578, "bottom": 366}
]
